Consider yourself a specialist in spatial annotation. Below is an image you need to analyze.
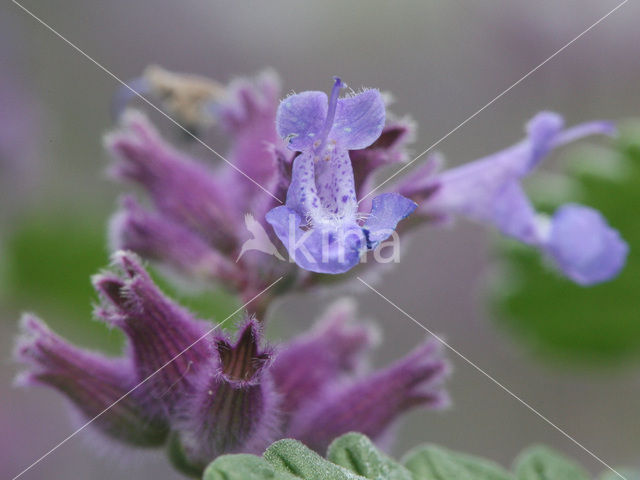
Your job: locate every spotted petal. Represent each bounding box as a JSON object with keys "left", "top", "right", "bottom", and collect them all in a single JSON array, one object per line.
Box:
[{"left": 285, "top": 150, "right": 358, "bottom": 225}]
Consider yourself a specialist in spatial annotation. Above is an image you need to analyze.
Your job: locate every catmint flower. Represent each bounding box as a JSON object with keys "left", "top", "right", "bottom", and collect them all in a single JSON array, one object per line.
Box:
[
  {"left": 92, "top": 251, "right": 214, "bottom": 412},
  {"left": 266, "top": 77, "right": 417, "bottom": 274},
  {"left": 15, "top": 314, "right": 169, "bottom": 446},
  {"left": 269, "top": 298, "right": 379, "bottom": 419},
  {"left": 284, "top": 338, "right": 450, "bottom": 453},
  {"left": 399, "top": 112, "right": 628, "bottom": 285},
  {"left": 15, "top": 256, "right": 449, "bottom": 476},
  {"left": 107, "top": 70, "right": 424, "bottom": 311},
  {"left": 169, "top": 319, "right": 278, "bottom": 474},
  {"left": 106, "top": 110, "right": 241, "bottom": 250},
  {"left": 107, "top": 72, "right": 294, "bottom": 315},
  {"left": 110, "top": 195, "right": 244, "bottom": 287}
]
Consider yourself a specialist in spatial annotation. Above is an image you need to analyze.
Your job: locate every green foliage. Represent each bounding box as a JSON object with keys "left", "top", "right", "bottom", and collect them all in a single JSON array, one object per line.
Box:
[
  {"left": 402, "top": 444, "right": 513, "bottom": 480},
  {"left": 202, "top": 433, "right": 636, "bottom": 480},
  {"left": 600, "top": 470, "right": 640, "bottom": 480},
  {"left": 513, "top": 446, "right": 589, "bottom": 480},
  {"left": 2, "top": 209, "right": 118, "bottom": 351},
  {"left": 263, "top": 439, "right": 366, "bottom": 479},
  {"left": 2, "top": 206, "right": 239, "bottom": 353},
  {"left": 491, "top": 120, "right": 640, "bottom": 365},
  {"left": 327, "top": 433, "right": 412, "bottom": 480},
  {"left": 204, "top": 454, "right": 300, "bottom": 480}
]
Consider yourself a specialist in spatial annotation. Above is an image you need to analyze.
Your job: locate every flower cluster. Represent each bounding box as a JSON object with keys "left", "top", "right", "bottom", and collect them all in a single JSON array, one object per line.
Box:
[
  {"left": 13, "top": 66, "right": 630, "bottom": 478},
  {"left": 108, "top": 68, "right": 626, "bottom": 290},
  {"left": 107, "top": 70, "right": 288, "bottom": 316},
  {"left": 106, "top": 71, "right": 422, "bottom": 316},
  {"left": 15, "top": 251, "right": 449, "bottom": 476}
]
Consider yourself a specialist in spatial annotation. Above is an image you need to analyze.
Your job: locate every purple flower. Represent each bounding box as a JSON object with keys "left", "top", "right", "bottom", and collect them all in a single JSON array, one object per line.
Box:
[
  {"left": 15, "top": 314, "right": 169, "bottom": 447},
  {"left": 106, "top": 71, "right": 425, "bottom": 309},
  {"left": 350, "top": 119, "right": 416, "bottom": 213},
  {"left": 269, "top": 298, "right": 379, "bottom": 420},
  {"left": 107, "top": 72, "right": 295, "bottom": 315},
  {"left": 109, "top": 195, "right": 244, "bottom": 287},
  {"left": 15, "top": 256, "right": 449, "bottom": 476},
  {"left": 545, "top": 204, "right": 628, "bottom": 285},
  {"left": 265, "top": 77, "right": 417, "bottom": 274},
  {"left": 400, "top": 112, "right": 628, "bottom": 285},
  {"left": 170, "top": 320, "right": 279, "bottom": 473},
  {"left": 284, "top": 339, "right": 450, "bottom": 453},
  {"left": 92, "top": 251, "right": 214, "bottom": 413}
]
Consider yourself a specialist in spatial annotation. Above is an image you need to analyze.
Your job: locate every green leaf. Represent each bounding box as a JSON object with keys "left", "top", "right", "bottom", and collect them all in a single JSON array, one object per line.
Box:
[
  {"left": 599, "top": 469, "right": 640, "bottom": 480},
  {"left": 203, "top": 454, "right": 299, "bottom": 480},
  {"left": 1, "top": 209, "right": 121, "bottom": 352},
  {"left": 326, "top": 432, "right": 412, "bottom": 480},
  {"left": 264, "top": 439, "right": 367, "bottom": 480},
  {"left": 491, "top": 120, "right": 640, "bottom": 364},
  {"left": 2, "top": 205, "right": 240, "bottom": 354},
  {"left": 513, "top": 445, "right": 589, "bottom": 480},
  {"left": 202, "top": 435, "right": 637, "bottom": 480},
  {"left": 402, "top": 444, "right": 513, "bottom": 480}
]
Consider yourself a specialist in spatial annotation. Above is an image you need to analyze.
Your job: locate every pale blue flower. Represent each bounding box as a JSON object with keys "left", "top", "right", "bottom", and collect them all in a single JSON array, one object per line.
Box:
[{"left": 266, "top": 78, "right": 416, "bottom": 274}]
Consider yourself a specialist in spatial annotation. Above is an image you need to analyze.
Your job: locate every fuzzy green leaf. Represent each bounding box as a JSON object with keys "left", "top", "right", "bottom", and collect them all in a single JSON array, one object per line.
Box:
[
  {"left": 264, "top": 439, "right": 367, "bottom": 480},
  {"left": 203, "top": 454, "right": 299, "bottom": 480},
  {"left": 201, "top": 435, "right": 640, "bottom": 480},
  {"left": 326, "top": 432, "right": 412, "bottom": 480},
  {"left": 402, "top": 444, "right": 513, "bottom": 480},
  {"left": 513, "top": 445, "right": 589, "bottom": 480}
]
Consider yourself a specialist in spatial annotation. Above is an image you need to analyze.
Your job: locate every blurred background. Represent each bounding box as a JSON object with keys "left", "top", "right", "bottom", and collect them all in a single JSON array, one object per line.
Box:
[{"left": 1, "top": 1, "right": 639, "bottom": 478}]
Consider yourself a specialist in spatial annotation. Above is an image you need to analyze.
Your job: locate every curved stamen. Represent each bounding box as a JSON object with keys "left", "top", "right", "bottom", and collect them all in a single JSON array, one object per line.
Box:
[{"left": 316, "top": 77, "right": 345, "bottom": 153}]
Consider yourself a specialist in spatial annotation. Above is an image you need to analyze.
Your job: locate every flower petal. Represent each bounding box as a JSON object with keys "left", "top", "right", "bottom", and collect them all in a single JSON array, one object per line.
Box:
[
  {"left": 421, "top": 112, "right": 609, "bottom": 232},
  {"left": 285, "top": 150, "right": 358, "bottom": 225},
  {"left": 553, "top": 120, "right": 616, "bottom": 148},
  {"left": 170, "top": 319, "right": 277, "bottom": 474},
  {"left": 363, "top": 193, "right": 417, "bottom": 248},
  {"left": 15, "top": 314, "right": 168, "bottom": 446},
  {"left": 217, "top": 70, "right": 283, "bottom": 199},
  {"left": 265, "top": 206, "right": 365, "bottom": 274},
  {"left": 351, "top": 119, "right": 416, "bottom": 198},
  {"left": 106, "top": 110, "right": 240, "bottom": 250},
  {"left": 490, "top": 182, "right": 540, "bottom": 245},
  {"left": 545, "top": 204, "right": 628, "bottom": 285},
  {"left": 93, "top": 251, "right": 213, "bottom": 411},
  {"left": 332, "top": 89, "right": 386, "bottom": 150},
  {"left": 524, "top": 111, "right": 565, "bottom": 173},
  {"left": 110, "top": 196, "right": 243, "bottom": 287},
  {"left": 285, "top": 338, "right": 450, "bottom": 453},
  {"left": 276, "top": 91, "right": 327, "bottom": 151},
  {"left": 270, "top": 299, "right": 378, "bottom": 419}
]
